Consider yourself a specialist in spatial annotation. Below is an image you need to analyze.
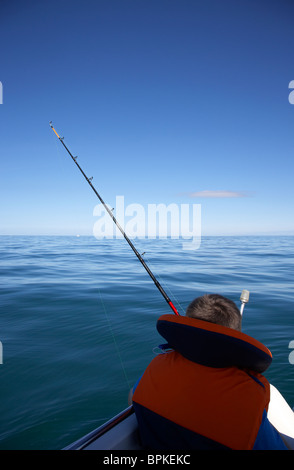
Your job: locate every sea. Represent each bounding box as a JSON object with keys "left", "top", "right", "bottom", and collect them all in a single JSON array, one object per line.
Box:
[{"left": 0, "top": 234, "right": 293, "bottom": 450}]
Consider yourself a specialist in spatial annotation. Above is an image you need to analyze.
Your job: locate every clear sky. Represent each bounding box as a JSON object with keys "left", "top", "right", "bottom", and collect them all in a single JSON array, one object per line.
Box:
[{"left": 0, "top": 0, "right": 294, "bottom": 236}]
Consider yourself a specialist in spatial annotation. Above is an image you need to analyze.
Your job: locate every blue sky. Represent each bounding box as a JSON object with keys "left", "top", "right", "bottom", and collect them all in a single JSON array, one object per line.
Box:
[{"left": 0, "top": 0, "right": 294, "bottom": 236}]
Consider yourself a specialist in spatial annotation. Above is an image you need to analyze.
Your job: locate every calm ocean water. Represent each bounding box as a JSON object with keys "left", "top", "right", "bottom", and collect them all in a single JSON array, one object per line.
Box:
[{"left": 0, "top": 235, "right": 293, "bottom": 449}]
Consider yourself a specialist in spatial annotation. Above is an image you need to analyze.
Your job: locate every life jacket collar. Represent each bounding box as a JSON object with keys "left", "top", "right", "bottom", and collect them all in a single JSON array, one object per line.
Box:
[{"left": 156, "top": 314, "right": 272, "bottom": 373}]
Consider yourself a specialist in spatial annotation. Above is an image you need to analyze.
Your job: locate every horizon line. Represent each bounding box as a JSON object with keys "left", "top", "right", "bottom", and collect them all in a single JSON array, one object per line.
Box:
[{"left": 1, "top": 232, "right": 293, "bottom": 238}]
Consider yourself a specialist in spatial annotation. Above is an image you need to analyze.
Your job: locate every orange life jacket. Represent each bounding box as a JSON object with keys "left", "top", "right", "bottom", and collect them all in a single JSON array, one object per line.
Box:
[{"left": 133, "top": 314, "right": 274, "bottom": 450}]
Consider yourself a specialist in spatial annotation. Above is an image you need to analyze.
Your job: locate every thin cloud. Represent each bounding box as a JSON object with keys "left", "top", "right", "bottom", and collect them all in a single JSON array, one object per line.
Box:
[{"left": 189, "top": 190, "right": 250, "bottom": 198}]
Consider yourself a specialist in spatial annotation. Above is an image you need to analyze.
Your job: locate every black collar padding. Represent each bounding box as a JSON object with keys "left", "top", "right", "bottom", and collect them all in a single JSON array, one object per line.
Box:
[{"left": 156, "top": 315, "right": 272, "bottom": 373}]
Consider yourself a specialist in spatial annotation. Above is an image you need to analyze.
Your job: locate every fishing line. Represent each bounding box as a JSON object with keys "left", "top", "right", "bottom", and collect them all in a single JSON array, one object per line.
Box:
[
  {"left": 50, "top": 122, "right": 180, "bottom": 316},
  {"left": 97, "top": 287, "right": 131, "bottom": 391}
]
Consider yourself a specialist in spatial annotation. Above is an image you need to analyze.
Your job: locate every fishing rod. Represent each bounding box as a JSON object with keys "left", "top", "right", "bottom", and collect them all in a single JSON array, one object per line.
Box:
[{"left": 50, "top": 122, "right": 180, "bottom": 316}]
